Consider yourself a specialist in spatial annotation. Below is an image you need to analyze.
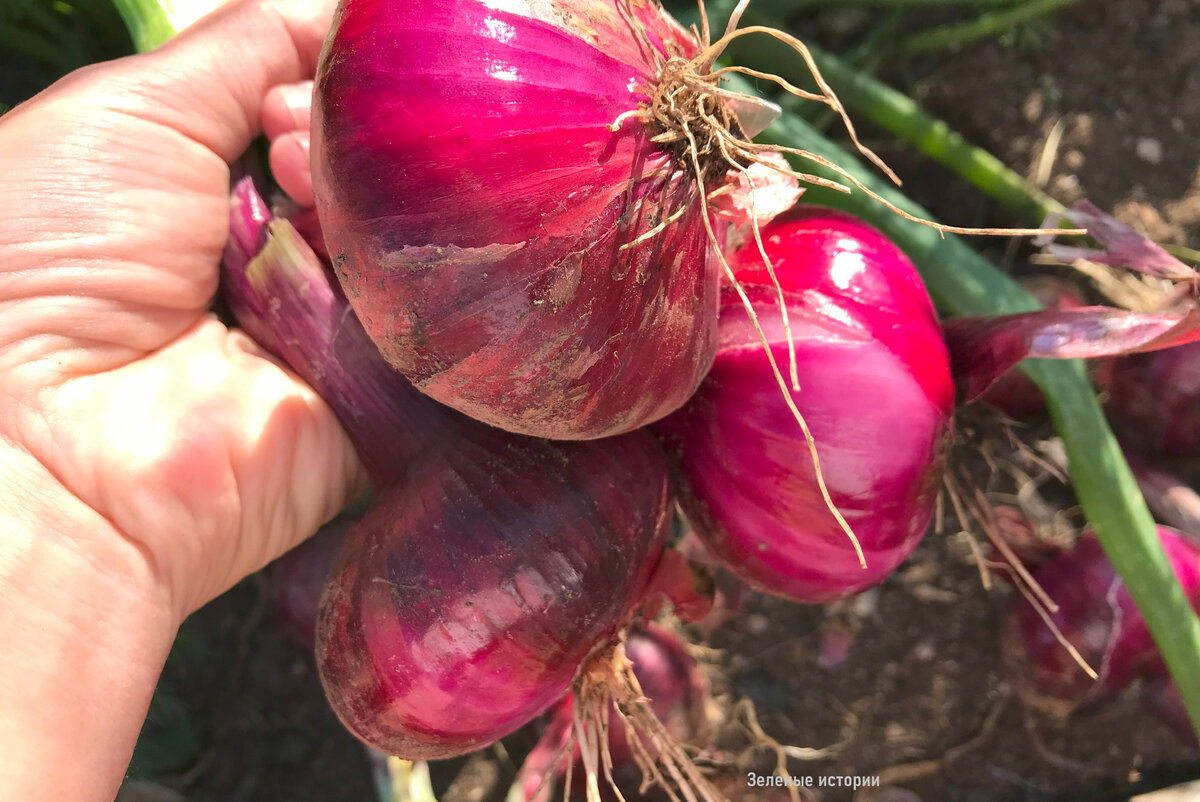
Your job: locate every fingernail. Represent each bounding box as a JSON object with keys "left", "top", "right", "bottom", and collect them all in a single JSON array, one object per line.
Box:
[
  {"left": 280, "top": 81, "right": 314, "bottom": 128},
  {"left": 289, "top": 130, "right": 311, "bottom": 159}
]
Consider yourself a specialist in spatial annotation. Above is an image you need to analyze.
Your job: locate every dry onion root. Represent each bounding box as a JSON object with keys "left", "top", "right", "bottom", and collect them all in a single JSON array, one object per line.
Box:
[
  {"left": 575, "top": 649, "right": 713, "bottom": 802},
  {"left": 513, "top": 621, "right": 713, "bottom": 802}
]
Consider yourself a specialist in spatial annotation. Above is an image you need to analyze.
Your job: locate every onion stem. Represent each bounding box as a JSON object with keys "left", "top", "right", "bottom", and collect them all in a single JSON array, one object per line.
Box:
[
  {"left": 748, "top": 93, "right": 1200, "bottom": 740},
  {"left": 112, "top": 0, "right": 228, "bottom": 52},
  {"left": 803, "top": 44, "right": 1060, "bottom": 223},
  {"left": 898, "top": 0, "right": 1079, "bottom": 53},
  {"left": 110, "top": 0, "right": 176, "bottom": 51}
]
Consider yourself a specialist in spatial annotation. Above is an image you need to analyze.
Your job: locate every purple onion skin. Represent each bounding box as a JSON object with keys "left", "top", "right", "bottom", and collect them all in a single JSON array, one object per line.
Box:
[
  {"left": 1107, "top": 341, "right": 1200, "bottom": 457},
  {"left": 1003, "top": 526, "right": 1200, "bottom": 713},
  {"left": 220, "top": 179, "right": 672, "bottom": 759},
  {"left": 319, "top": 430, "right": 670, "bottom": 759},
  {"left": 312, "top": 0, "right": 721, "bottom": 441},
  {"left": 656, "top": 207, "right": 954, "bottom": 602},
  {"left": 272, "top": 514, "right": 355, "bottom": 652}
]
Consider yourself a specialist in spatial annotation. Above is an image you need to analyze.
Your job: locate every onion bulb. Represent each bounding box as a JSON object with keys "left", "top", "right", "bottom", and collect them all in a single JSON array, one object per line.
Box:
[
  {"left": 309, "top": 0, "right": 841, "bottom": 440},
  {"left": 656, "top": 206, "right": 954, "bottom": 602},
  {"left": 1001, "top": 526, "right": 1200, "bottom": 715},
  {"left": 1107, "top": 342, "right": 1200, "bottom": 457}
]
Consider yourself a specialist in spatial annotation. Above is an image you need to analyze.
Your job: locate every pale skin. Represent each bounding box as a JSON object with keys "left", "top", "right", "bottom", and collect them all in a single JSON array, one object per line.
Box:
[{"left": 0, "top": 1, "right": 356, "bottom": 799}]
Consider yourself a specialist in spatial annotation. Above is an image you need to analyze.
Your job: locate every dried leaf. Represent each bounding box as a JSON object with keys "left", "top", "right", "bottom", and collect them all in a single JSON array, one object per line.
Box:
[
  {"left": 945, "top": 307, "right": 1200, "bottom": 402},
  {"left": 1040, "top": 201, "right": 1196, "bottom": 281}
]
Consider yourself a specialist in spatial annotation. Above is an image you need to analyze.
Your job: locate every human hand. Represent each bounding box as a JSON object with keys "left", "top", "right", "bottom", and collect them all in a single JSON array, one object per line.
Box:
[
  {"left": 0, "top": 1, "right": 361, "bottom": 797},
  {"left": 0, "top": 0, "right": 358, "bottom": 628}
]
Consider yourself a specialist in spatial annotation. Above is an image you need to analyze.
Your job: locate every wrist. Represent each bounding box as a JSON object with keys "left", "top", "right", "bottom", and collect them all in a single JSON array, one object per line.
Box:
[{"left": 0, "top": 436, "right": 177, "bottom": 801}]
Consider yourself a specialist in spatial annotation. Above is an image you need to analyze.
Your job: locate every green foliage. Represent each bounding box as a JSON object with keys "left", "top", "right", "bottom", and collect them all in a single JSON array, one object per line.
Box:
[
  {"left": 127, "top": 689, "right": 203, "bottom": 779},
  {"left": 126, "top": 619, "right": 212, "bottom": 780},
  {"left": 0, "top": 0, "right": 132, "bottom": 107}
]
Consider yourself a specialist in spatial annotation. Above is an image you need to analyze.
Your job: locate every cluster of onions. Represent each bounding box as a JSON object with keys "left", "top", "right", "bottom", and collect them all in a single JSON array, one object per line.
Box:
[
  {"left": 283, "top": 0, "right": 976, "bottom": 781},
  {"left": 221, "top": 0, "right": 1200, "bottom": 788},
  {"left": 306, "top": 0, "right": 961, "bottom": 441},
  {"left": 1001, "top": 525, "right": 1199, "bottom": 746}
]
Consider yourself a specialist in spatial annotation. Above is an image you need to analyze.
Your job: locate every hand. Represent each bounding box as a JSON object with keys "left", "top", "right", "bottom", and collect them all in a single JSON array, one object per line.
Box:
[{"left": 0, "top": 1, "right": 361, "bottom": 798}]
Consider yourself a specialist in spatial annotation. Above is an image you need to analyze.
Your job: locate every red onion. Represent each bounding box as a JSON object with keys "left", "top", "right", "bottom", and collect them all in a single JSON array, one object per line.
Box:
[
  {"left": 516, "top": 623, "right": 709, "bottom": 802},
  {"left": 309, "top": 0, "right": 848, "bottom": 440},
  {"left": 1107, "top": 341, "right": 1200, "bottom": 457},
  {"left": 656, "top": 206, "right": 954, "bottom": 602},
  {"left": 311, "top": 0, "right": 722, "bottom": 440},
  {"left": 221, "top": 178, "right": 671, "bottom": 760},
  {"left": 320, "top": 434, "right": 668, "bottom": 759},
  {"left": 1001, "top": 526, "right": 1200, "bottom": 714}
]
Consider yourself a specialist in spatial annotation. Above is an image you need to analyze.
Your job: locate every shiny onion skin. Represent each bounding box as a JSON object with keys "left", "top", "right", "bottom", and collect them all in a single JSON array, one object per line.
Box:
[
  {"left": 1001, "top": 527, "right": 1200, "bottom": 714},
  {"left": 656, "top": 207, "right": 954, "bottom": 602},
  {"left": 221, "top": 179, "right": 672, "bottom": 759},
  {"left": 312, "top": 0, "right": 722, "bottom": 440}
]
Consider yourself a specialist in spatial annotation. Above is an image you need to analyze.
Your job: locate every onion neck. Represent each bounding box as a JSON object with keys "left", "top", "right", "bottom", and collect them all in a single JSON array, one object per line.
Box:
[{"left": 221, "top": 189, "right": 448, "bottom": 483}]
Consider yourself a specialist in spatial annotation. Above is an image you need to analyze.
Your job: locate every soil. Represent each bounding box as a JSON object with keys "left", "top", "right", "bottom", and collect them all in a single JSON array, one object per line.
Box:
[
  {"left": 901, "top": 0, "right": 1199, "bottom": 249},
  {"left": 110, "top": 1, "right": 1198, "bottom": 801}
]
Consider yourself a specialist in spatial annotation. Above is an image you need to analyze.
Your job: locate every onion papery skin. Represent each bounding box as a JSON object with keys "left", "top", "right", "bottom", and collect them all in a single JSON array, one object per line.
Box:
[
  {"left": 656, "top": 207, "right": 954, "bottom": 602},
  {"left": 313, "top": 0, "right": 722, "bottom": 440},
  {"left": 980, "top": 276, "right": 1086, "bottom": 417},
  {"left": 1002, "top": 527, "right": 1200, "bottom": 713},
  {"left": 220, "top": 179, "right": 673, "bottom": 759}
]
